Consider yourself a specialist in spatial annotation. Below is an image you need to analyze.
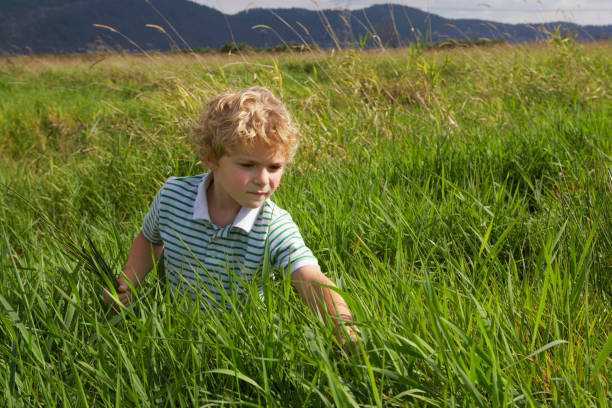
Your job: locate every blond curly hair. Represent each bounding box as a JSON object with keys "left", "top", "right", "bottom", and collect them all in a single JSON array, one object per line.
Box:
[{"left": 190, "top": 87, "right": 300, "bottom": 163}]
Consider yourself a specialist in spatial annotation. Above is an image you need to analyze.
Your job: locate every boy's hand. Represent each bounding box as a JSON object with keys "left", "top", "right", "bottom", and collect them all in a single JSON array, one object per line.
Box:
[
  {"left": 336, "top": 319, "right": 363, "bottom": 354},
  {"left": 102, "top": 276, "right": 132, "bottom": 309}
]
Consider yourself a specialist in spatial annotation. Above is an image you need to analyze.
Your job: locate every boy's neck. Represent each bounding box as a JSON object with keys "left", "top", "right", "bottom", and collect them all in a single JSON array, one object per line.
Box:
[{"left": 206, "top": 178, "right": 241, "bottom": 227}]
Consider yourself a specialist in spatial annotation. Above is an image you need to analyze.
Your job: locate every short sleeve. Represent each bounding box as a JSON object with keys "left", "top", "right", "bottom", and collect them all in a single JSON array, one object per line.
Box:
[
  {"left": 141, "top": 186, "right": 164, "bottom": 244},
  {"left": 267, "top": 211, "right": 318, "bottom": 275}
]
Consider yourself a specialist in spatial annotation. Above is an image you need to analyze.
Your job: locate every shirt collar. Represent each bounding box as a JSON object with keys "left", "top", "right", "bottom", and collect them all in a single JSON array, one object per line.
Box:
[{"left": 191, "top": 172, "right": 261, "bottom": 233}]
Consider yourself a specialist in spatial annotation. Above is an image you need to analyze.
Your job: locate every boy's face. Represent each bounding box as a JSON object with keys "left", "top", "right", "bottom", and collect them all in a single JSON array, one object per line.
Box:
[{"left": 204, "top": 140, "right": 287, "bottom": 210}]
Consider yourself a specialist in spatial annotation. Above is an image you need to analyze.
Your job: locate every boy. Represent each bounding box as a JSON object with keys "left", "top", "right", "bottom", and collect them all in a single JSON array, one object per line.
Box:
[{"left": 104, "top": 87, "right": 358, "bottom": 349}]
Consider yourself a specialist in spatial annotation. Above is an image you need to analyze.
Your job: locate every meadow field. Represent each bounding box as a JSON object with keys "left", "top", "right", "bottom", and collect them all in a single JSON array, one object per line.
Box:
[{"left": 0, "top": 38, "right": 611, "bottom": 406}]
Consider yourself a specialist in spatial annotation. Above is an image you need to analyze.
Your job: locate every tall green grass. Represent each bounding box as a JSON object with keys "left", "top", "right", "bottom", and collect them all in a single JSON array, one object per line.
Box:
[{"left": 0, "top": 40, "right": 610, "bottom": 406}]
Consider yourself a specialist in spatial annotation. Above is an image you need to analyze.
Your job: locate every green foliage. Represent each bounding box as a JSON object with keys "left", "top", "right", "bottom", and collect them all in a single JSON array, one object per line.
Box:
[
  {"left": 219, "top": 42, "right": 255, "bottom": 54},
  {"left": 0, "top": 42, "right": 610, "bottom": 406}
]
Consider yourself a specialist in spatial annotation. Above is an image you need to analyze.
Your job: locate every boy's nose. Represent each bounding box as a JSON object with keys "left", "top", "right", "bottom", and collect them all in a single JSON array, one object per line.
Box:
[{"left": 253, "top": 168, "right": 268, "bottom": 185}]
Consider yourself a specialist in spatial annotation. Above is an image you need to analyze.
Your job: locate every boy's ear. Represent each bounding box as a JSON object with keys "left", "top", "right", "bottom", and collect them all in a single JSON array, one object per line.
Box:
[{"left": 202, "top": 149, "right": 217, "bottom": 171}]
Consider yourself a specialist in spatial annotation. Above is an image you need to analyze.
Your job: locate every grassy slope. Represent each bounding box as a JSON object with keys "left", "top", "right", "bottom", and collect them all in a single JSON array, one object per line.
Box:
[{"left": 0, "top": 41, "right": 610, "bottom": 406}]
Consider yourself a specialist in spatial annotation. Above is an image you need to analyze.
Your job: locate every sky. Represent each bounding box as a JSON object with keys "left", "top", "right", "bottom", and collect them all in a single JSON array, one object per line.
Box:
[{"left": 191, "top": 0, "right": 612, "bottom": 26}]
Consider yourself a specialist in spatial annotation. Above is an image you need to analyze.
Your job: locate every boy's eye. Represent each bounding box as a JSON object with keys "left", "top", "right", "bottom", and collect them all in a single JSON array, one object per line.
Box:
[
  {"left": 268, "top": 164, "right": 282, "bottom": 171},
  {"left": 239, "top": 163, "right": 254, "bottom": 168}
]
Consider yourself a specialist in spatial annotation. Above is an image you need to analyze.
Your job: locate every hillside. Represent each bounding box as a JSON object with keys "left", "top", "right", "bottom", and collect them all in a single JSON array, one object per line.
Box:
[{"left": 1, "top": 0, "right": 611, "bottom": 54}]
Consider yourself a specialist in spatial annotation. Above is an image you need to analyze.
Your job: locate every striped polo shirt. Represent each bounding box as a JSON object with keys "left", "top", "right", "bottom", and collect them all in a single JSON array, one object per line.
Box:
[{"left": 141, "top": 173, "right": 318, "bottom": 310}]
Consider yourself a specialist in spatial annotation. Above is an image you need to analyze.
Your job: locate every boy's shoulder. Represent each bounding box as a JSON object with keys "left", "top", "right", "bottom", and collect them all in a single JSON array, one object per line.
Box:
[
  {"left": 154, "top": 174, "right": 206, "bottom": 207},
  {"left": 261, "top": 199, "right": 295, "bottom": 225},
  {"left": 158, "top": 174, "right": 206, "bottom": 194}
]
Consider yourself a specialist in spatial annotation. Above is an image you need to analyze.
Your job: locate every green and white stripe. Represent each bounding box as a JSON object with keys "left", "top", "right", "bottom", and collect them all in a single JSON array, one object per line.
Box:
[{"left": 142, "top": 173, "right": 318, "bottom": 310}]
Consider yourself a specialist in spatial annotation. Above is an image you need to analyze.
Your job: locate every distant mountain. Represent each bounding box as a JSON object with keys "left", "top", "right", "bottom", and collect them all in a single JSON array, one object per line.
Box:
[{"left": 1, "top": 0, "right": 611, "bottom": 54}]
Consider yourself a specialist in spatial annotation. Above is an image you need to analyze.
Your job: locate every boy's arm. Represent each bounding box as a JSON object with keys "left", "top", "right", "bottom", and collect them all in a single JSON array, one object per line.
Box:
[
  {"left": 103, "top": 231, "right": 164, "bottom": 306},
  {"left": 291, "top": 265, "right": 359, "bottom": 350}
]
